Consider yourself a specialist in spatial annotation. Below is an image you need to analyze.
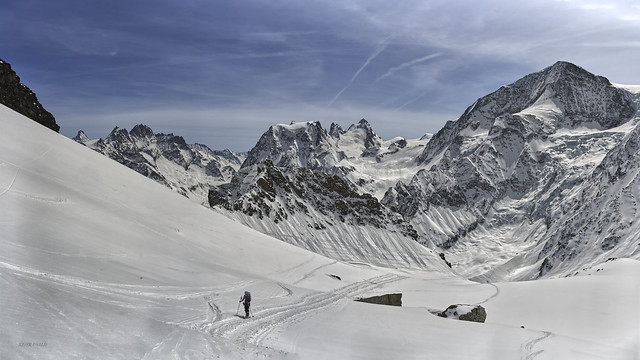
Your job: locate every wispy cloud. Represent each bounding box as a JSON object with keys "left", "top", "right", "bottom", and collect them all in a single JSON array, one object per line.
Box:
[
  {"left": 9, "top": 0, "right": 640, "bottom": 152},
  {"left": 328, "top": 34, "right": 394, "bottom": 107},
  {"left": 376, "top": 53, "right": 443, "bottom": 82}
]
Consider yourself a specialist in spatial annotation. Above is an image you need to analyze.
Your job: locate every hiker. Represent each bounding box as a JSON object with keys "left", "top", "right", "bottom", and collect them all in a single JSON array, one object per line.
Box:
[{"left": 240, "top": 291, "right": 251, "bottom": 319}]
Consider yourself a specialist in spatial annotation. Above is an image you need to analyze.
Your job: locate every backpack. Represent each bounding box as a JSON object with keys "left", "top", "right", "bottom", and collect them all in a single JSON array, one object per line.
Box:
[{"left": 244, "top": 291, "right": 251, "bottom": 302}]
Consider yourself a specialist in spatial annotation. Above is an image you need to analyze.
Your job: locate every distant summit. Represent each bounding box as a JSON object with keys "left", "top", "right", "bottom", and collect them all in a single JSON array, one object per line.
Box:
[{"left": 0, "top": 58, "right": 59, "bottom": 132}]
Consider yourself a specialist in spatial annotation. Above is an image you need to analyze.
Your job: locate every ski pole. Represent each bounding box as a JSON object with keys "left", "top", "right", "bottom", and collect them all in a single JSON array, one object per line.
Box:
[{"left": 236, "top": 297, "right": 241, "bottom": 316}]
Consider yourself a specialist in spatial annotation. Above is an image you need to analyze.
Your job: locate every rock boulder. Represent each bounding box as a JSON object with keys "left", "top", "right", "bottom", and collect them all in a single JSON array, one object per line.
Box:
[{"left": 437, "top": 304, "right": 486, "bottom": 323}]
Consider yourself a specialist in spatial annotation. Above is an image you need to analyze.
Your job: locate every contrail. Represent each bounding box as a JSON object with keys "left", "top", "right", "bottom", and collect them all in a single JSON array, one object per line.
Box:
[
  {"left": 376, "top": 52, "right": 443, "bottom": 82},
  {"left": 328, "top": 34, "right": 394, "bottom": 107}
]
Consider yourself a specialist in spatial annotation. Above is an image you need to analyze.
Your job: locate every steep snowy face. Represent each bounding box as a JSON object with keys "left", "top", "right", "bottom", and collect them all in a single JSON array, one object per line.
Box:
[
  {"left": 418, "top": 61, "right": 636, "bottom": 164},
  {"left": 384, "top": 62, "right": 640, "bottom": 280},
  {"left": 74, "top": 124, "right": 245, "bottom": 204},
  {"left": 242, "top": 121, "right": 344, "bottom": 170},
  {"left": 209, "top": 158, "right": 449, "bottom": 270},
  {"left": 537, "top": 123, "right": 640, "bottom": 277},
  {"left": 340, "top": 118, "right": 384, "bottom": 157}
]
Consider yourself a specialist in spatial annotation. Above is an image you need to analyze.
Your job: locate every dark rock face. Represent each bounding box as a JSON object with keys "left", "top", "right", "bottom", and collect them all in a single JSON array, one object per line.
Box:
[
  {"left": 355, "top": 293, "right": 402, "bottom": 307},
  {"left": 0, "top": 59, "right": 59, "bottom": 132},
  {"left": 211, "top": 159, "right": 415, "bottom": 237}
]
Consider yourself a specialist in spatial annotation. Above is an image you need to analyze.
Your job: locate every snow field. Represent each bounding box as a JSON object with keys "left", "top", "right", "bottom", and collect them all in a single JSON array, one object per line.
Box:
[{"left": 1, "top": 105, "right": 639, "bottom": 359}]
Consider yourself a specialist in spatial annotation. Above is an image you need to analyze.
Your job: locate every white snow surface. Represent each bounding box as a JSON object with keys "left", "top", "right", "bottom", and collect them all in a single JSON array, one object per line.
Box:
[{"left": 2, "top": 105, "right": 639, "bottom": 359}]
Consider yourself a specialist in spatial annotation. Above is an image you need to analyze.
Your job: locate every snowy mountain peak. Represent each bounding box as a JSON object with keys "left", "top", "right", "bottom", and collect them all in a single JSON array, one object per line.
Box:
[
  {"left": 73, "top": 130, "right": 89, "bottom": 142},
  {"left": 242, "top": 120, "right": 341, "bottom": 170},
  {"left": 329, "top": 122, "right": 345, "bottom": 138},
  {"left": 347, "top": 118, "right": 372, "bottom": 131},
  {"left": 345, "top": 118, "right": 382, "bottom": 153},
  {"left": 105, "top": 126, "right": 130, "bottom": 143},
  {"left": 543, "top": 61, "right": 590, "bottom": 81},
  {"left": 129, "top": 123, "right": 155, "bottom": 138},
  {"left": 418, "top": 61, "right": 636, "bottom": 165}
]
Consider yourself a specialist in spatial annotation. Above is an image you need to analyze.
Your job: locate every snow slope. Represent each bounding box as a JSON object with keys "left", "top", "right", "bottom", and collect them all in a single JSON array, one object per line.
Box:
[{"left": 1, "top": 104, "right": 639, "bottom": 359}]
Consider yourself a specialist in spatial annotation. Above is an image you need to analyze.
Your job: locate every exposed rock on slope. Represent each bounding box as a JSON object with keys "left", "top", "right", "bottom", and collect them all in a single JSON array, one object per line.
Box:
[
  {"left": 0, "top": 58, "right": 59, "bottom": 132},
  {"left": 355, "top": 293, "right": 402, "bottom": 307},
  {"left": 438, "top": 305, "right": 487, "bottom": 323},
  {"left": 209, "top": 121, "right": 448, "bottom": 271}
]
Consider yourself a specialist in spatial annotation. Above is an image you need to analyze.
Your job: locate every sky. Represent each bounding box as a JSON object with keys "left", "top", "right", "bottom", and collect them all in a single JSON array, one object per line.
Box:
[{"left": 2, "top": 0, "right": 640, "bottom": 152}]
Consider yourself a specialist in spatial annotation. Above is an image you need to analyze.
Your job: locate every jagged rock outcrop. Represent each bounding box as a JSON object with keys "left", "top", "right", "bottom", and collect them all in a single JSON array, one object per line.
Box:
[
  {"left": 0, "top": 58, "right": 59, "bottom": 132},
  {"left": 74, "top": 124, "right": 244, "bottom": 204},
  {"left": 348, "top": 118, "right": 383, "bottom": 157}
]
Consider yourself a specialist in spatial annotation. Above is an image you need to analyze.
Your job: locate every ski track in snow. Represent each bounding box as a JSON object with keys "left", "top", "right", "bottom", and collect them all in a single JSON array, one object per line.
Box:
[
  {"left": 277, "top": 283, "right": 294, "bottom": 297},
  {"left": 207, "top": 300, "right": 223, "bottom": 323},
  {"left": 201, "top": 273, "right": 406, "bottom": 351},
  {"left": 478, "top": 282, "right": 500, "bottom": 304},
  {"left": 291, "top": 260, "right": 338, "bottom": 285},
  {"left": 479, "top": 282, "right": 555, "bottom": 359},
  {"left": 1, "top": 269, "right": 112, "bottom": 354},
  {"left": 522, "top": 331, "right": 554, "bottom": 360},
  {"left": 0, "top": 166, "right": 18, "bottom": 198}
]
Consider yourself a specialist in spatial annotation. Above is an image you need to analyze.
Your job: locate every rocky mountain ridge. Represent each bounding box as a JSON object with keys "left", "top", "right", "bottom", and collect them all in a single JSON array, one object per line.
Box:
[
  {"left": 0, "top": 58, "right": 59, "bottom": 132},
  {"left": 208, "top": 120, "right": 444, "bottom": 270},
  {"left": 74, "top": 124, "right": 245, "bottom": 204}
]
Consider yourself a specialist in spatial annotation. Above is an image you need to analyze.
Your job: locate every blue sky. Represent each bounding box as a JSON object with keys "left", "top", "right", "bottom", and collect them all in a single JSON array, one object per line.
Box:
[{"left": 3, "top": 0, "right": 640, "bottom": 151}]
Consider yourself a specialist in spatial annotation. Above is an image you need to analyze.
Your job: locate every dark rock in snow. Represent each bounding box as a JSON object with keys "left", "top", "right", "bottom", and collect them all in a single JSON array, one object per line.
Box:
[
  {"left": 438, "top": 305, "right": 487, "bottom": 323},
  {"left": 356, "top": 293, "right": 402, "bottom": 307}
]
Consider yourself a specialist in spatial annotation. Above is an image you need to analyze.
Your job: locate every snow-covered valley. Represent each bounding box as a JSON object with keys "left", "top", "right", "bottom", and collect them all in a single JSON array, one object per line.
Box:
[{"left": 2, "top": 93, "right": 639, "bottom": 359}]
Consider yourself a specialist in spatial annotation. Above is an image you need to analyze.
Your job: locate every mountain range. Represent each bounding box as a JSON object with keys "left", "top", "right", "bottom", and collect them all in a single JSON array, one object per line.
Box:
[
  {"left": 73, "top": 61, "right": 640, "bottom": 281},
  {"left": 74, "top": 125, "right": 245, "bottom": 204}
]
